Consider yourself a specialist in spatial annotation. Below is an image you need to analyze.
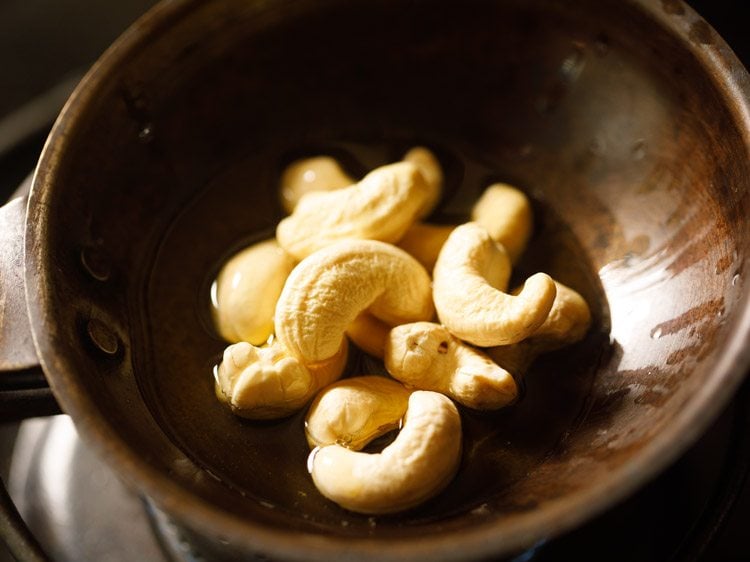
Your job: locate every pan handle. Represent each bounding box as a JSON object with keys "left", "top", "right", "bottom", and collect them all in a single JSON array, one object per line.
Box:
[{"left": 0, "top": 196, "right": 61, "bottom": 422}]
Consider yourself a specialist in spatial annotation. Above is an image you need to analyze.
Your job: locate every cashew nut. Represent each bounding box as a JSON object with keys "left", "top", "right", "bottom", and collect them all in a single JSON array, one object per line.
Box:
[
  {"left": 488, "top": 280, "right": 592, "bottom": 373},
  {"left": 279, "top": 156, "right": 355, "bottom": 214},
  {"left": 275, "top": 239, "right": 434, "bottom": 364},
  {"left": 384, "top": 322, "right": 518, "bottom": 410},
  {"left": 397, "top": 222, "right": 453, "bottom": 272},
  {"left": 276, "top": 162, "right": 431, "bottom": 260},
  {"left": 211, "top": 239, "right": 296, "bottom": 345},
  {"left": 305, "top": 376, "right": 411, "bottom": 450},
  {"left": 403, "top": 146, "right": 443, "bottom": 218},
  {"left": 471, "top": 183, "right": 533, "bottom": 264},
  {"left": 525, "top": 280, "right": 591, "bottom": 350},
  {"left": 309, "top": 390, "right": 462, "bottom": 514},
  {"left": 433, "top": 222, "right": 557, "bottom": 346},
  {"left": 215, "top": 340, "right": 348, "bottom": 420},
  {"left": 398, "top": 184, "right": 532, "bottom": 271},
  {"left": 345, "top": 312, "right": 391, "bottom": 359}
]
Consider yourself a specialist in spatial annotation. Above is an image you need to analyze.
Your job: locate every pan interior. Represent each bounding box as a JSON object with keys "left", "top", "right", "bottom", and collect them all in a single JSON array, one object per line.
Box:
[{"left": 142, "top": 135, "right": 609, "bottom": 531}]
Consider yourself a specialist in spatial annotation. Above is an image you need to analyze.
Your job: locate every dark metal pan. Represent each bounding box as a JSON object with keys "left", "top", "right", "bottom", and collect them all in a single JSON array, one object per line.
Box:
[{"left": 1, "top": 0, "right": 749, "bottom": 560}]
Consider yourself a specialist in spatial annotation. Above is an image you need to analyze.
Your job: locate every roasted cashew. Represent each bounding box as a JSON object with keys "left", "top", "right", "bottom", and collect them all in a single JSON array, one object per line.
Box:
[
  {"left": 279, "top": 156, "right": 355, "bottom": 214},
  {"left": 488, "top": 280, "right": 592, "bottom": 372},
  {"left": 384, "top": 322, "right": 518, "bottom": 410},
  {"left": 276, "top": 162, "right": 431, "bottom": 260},
  {"left": 275, "top": 239, "right": 434, "bottom": 364},
  {"left": 471, "top": 183, "right": 533, "bottom": 264},
  {"left": 433, "top": 222, "right": 557, "bottom": 346},
  {"left": 345, "top": 312, "right": 391, "bottom": 359},
  {"left": 211, "top": 239, "right": 296, "bottom": 345},
  {"left": 305, "top": 376, "right": 411, "bottom": 450},
  {"left": 403, "top": 147, "right": 443, "bottom": 218},
  {"left": 309, "top": 390, "right": 462, "bottom": 514},
  {"left": 215, "top": 340, "right": 348, "bottom": 419}
]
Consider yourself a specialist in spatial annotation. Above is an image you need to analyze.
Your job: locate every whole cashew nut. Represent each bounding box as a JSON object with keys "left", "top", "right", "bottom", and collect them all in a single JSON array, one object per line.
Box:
[
  {"left": 276, "top": 162, "right": 431, "bottom": 260},
  {"left": 384, "top": 322, "right": 518, "bottom": 410},
  {"left": 305, "top": 376, "right": 411, "bottom": 450},
  {"left": 403, "top": 147, "right": 443, "bottom": 218},
  {"left": 397, "top": 222, "right": 454, "bottom": 272},
  {"left": 211, "top": 239, "right": 296, "bottom": 345},
  {"left": 309, "top": 390, "right": 462, "bottom": 514},
  {"left": 345, "top": 312, "right": 391, "bottom": 359},
  {"left": 279, "top": 156, "right": 355, "bottom": 214},
  {"left": 524, "top": 280, "right": 591, "bottom": 350},
  {"left": 488, "top": 280, "right": 592, "bottom": 373},
  {"left": 215, "top": 340, "right": 348, "bottom": 419},
  {"left": 398, "top": 184, "right": 532, "bottom": 271},
  {"left": 279, "top": 147, "right": 442, "bottom": 219},
  {"left": 433, "top": 222, "right": 557, "bottom": 347},
  {"left": 275, "top": 239, "right": 434, "bottom": 364},
  {"left": 471, "top": 183, "right": 533, "bottom": 264}
]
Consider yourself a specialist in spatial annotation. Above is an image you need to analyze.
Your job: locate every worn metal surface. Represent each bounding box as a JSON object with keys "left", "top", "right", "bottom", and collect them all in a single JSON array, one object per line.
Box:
[
  {"left": 0, "top": 197, "right": 38, "bottom": 372},
  {"left": 0, "top": 194, "right": 59, "bottom": 422},
  {"left": 7, "top": 417, "right": 165, "bottom": 562},
  {"left": 7, "top": 0, "right": 750, "bottom": 560},
  {"left": 0, "top": 475, "right": 48, "bottom": 562}
]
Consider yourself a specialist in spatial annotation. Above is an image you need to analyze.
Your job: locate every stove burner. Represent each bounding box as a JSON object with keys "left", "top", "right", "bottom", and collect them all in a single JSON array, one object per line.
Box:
[{"left": 7, "top": 417, "right": 165, "bottom": 562}]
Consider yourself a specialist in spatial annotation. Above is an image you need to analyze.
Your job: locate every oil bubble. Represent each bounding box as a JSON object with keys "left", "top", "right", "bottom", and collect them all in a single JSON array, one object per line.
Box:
[{"left": 138, "top": 123, "right": 154, "bottom": 143}]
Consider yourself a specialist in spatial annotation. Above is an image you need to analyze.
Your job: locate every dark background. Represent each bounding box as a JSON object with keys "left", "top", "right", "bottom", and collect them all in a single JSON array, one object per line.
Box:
[
  {"left": 689, "top": 1, "right": 747, "bottom": 62},
  {"left": 0, "top": 0, "right": 747, "bottom": 124}
]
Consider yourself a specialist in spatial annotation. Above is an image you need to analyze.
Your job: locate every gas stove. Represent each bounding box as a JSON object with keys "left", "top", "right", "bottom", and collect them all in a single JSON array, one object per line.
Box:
[{"left": 1, "top": 1, "right": 748, "bottom": 561}]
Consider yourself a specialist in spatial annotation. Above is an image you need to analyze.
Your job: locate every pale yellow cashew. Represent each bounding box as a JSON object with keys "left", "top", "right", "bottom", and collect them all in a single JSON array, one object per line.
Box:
[
  {"left": 403, "top": 146, "right": 443, "bottom": 218},
  {"left": 275, "top": 239, "right": 434, "bottom": 364},
  {"left": 471, "top": 183, "right": 533, "bottom": 264},
  {"left": 398, "top": 183, "right": 532, "bottom": 271},
  {"left": 279, "top": 147, "right": 441, "bottom": 219},
  {"left": 309, "top": 390, "right": 462, "bottom": 514},
  {"left": 488, "top": 281, "right": 592, "bottom": 373},
  {"left": 384, "top": 322, "right": 518, "bottom": 410},
  {"left": 526, "top": 280, "right": 591, "bottom": 349},
  {"left": 279, "top": 156, "right": 355, "bottom": 214},
  {"left": 433, "top": 222, "right": 557, "bottom": 346},
  {"left": 211, "top": 239, "right": 296, "bottom": 345},
  {"left": 276, "top": 162, "right": 431, "bottom": 260},
  {"left": 215, "top": 340, "right": 348, "bottom": 419},
  {"left": 345, "top": 312, "right": 391, "bottom": 359},
  {"left": 305, "top": 376, "right": 411, "bottom": 450},
  {"left": 397, "top": 222, "right": 453, "bottom": 272}
]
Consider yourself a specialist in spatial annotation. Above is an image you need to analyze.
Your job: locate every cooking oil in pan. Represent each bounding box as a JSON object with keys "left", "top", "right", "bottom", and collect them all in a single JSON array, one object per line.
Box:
[{"left": 139, "top": 139, "right": 609, "bottom": 529}]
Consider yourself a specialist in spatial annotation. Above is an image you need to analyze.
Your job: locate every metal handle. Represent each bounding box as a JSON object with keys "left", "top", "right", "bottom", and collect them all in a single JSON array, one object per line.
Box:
[
  {"left": 0, "top": 195, "right": 60, "bottom": 422},
  {"left": 0, "top": 194, "right": 57, "bottom": 561}
]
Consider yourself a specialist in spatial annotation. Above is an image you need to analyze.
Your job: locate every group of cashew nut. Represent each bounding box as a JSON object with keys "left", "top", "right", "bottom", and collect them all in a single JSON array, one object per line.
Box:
[{"left": 211, "top": 147, "right": 592, "bottom": 515}]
